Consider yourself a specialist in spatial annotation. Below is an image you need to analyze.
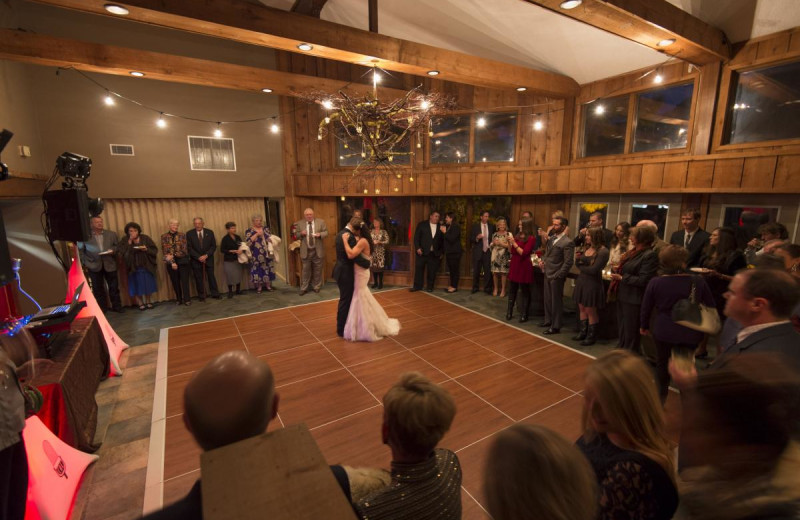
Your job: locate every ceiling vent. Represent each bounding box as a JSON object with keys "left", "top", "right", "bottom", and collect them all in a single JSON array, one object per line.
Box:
[{"left": 110, "top": 144, "right": 135, "bottom": 156}]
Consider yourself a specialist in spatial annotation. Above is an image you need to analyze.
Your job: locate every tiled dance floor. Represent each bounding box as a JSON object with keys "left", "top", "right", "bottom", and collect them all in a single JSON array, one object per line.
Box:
[{"left": 147, "top": 288, "right": 678, "bottom": 519}]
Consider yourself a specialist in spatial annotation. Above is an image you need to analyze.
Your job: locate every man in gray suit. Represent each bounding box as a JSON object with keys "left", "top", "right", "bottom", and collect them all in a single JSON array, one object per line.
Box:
[
  {"left": 295, "top": 208, "right": 328, "bottom": 295},
  {"left": 540, "top": 216, "right": 574, "bottom": 334},
  {"left": 78, "top": 216, "right": 123, "bottom": 312}
]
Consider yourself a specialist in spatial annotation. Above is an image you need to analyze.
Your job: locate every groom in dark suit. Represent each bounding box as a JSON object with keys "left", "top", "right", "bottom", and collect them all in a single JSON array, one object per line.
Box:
[{"left": 333, "top": 217, "right": 371, "bottom": 337}]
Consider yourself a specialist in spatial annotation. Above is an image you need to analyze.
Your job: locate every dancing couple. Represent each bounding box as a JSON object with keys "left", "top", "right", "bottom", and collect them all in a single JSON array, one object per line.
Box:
[{"left": 334, "top": 217, "right": 401, "bottom": 341}]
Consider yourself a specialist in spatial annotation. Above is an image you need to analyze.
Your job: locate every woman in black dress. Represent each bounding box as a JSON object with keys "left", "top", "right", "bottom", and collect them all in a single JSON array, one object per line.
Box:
[
  {"left": 220, "top": 221, "right": 244, "bottom": 298},
  {"left": 577, "top": 350, "right": 678, "bottom": 520},
  {"left": 442, "top": 212, "right": 462, "bottom": 293},
  {"left": 573, "top": 227, "right": 609, "bottom": 346}
]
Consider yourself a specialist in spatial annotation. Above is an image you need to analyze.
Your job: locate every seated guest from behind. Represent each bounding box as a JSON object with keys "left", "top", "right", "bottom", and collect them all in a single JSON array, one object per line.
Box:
[
  {"left": 143, "top": 351, "right": 279, "bottom": 519},
  {"left": 577, "top": 350, "right": 678, "bottom": 520},
  {"left": 640, "top": 245, "right": 715, "bottom": 403},
  {"left": 355, "top": 372, "right": 460, "bottom": 520},
  {"left": 484, "top": 424, "right": 597, "bottom": 520}
]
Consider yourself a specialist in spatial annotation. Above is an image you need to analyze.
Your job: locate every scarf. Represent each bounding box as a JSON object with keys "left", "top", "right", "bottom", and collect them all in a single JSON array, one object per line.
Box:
[{"left": 607, "top": 246, "right": 645, "bottom": 301}]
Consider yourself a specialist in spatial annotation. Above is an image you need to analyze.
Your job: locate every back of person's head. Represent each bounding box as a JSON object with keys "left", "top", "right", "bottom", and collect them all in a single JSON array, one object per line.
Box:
[
  {"left": 659, "top": 244, "right": 688, "bottom": 273},
  {"left": 755, "top": 253, "right": 788, "bottom": 271},
  {"left": 583, "top": 351, "right": 674, "bottom": 477},
  {"left": 183, "top": 351, "right": 278, "bottom": 451},
  {"left": 692, "top": 353, "right": 800, "bottom": 473},
  {"left": 382, "top": 372, "right": 456, "bottom": 459},
  {"left": 636, "top": 219, "right": 658, "bottom": 233},
  {"left": 630, "top": 225, "right": 655, "bottom": 248},
  {"left": 739, "top": 269, "right": 800, "bottom": 319},
  {"left": 484, "top": 424, "right": 597, "bottom": 520},
  {"left": 758, "top": 222, "right": 789, "bottom": 240},
  {"left": 518, "top": 217, "right": 534, "bottom": 239},
  {"left": 587, "top": 226, "right": 605, "bottom": 248},
  {"left": 349, "top": 216, "right": 363, "bottom": 229}
]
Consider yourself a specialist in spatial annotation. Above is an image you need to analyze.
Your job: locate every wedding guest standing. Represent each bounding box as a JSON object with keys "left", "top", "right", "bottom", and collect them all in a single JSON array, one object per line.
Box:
[
  {"left": 187, "top": 217, "right": 221, "bottom": 301},
  {"left": 161, "top": 218, "right": 191, "bottom": 306},
  {"left": 294, "top": 208, "right": 328, "bottom": 295},
  {"left": 573, "top": 227, "right": 609, "bottom": 346},
  {"left": 491, "top": 218, "right": 511, "bottom": 298},
  {"left": 442, "top": 212, "right": 462, "bottom": 294},
  {"left": 669, "top": 208, "right": 710, "bottom": 268},
  {"left": 608, "top": 222, "right": 633, "bottom": 269},
  {"left": 118, "top": 222, "right": 158, "bottom": 310},
  {"left": 371, "top": 217, "right": 390, "bottom": 290},
  {"left": 220, "top": 222, "right": 245, "bottom": 298},
  {"left": 470, "top": 210, "right": 495, "bottom": 294},
  {"left": 246, "top": 214, "right": 275, "bottom": 293},
  {"left": 78, "top": 215, "right": 123, "bottom": 313},
  {"left": 506, "top": 217, "right": 536, "bottom": 323},
  {"left": 541, "top": 216, "right": 574, "bottom": 334}
]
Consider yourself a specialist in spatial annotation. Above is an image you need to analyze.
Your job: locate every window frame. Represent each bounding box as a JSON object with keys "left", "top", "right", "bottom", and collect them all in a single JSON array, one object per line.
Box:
[
  {"left": 425, "top": 110, "right": 521, "bottom": 168},
  {"left": 187, "top": 135, "right": 237, "bottom": 172}
]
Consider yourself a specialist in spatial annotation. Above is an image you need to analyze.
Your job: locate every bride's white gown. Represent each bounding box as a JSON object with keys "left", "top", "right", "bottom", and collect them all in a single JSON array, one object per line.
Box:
[{"left": 344, "top": 255, "right": 401, "bottom": 342}]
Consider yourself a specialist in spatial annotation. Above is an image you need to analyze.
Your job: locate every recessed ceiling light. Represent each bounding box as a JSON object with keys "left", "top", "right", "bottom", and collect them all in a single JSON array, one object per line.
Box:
[
  {"left": 104, "top": 3, "right": 129, "bottom": 15},
  {"left": 261, "top": 88, "right": 273, "bottom": 93},
  {"left": 516, "top": 87, "right": 527, "bottom": 92},
  {"left": 129, "top": 71, "right": 145, "bottom": 77},
  {"left": 657, "top": 38, "right": 676, "bottom": 47},
  {"left": 297, "top": 43, "right": 313, "bottom": 51},
  {"left": 427, "top": 70, "right": 440, "bottom": 76},
  {"left": 559, "top": 0, "right": 582, "bottom": 9}
]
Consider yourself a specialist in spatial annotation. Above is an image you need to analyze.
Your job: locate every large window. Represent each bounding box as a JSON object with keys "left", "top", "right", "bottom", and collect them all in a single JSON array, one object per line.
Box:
[
  {"left": 727, "top": 60, "right": 800, "bottom": 145},
  {"left": 338, "top": 197, "right": 411, "bottom": 271},
  {"left": 633, "top": 83, "right": 693, "bottom": 152},
  {"left": 581, "top": 95, "right": 628, "bottom": 157},
  {"left": 430, "top": 113, "right": 517, "bottom": 165}
]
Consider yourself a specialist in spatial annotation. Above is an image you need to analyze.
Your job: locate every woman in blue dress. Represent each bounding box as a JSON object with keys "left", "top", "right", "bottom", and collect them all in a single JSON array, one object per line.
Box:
[{"left": 245, "top": 214, "right": 275, "bottom": 293}]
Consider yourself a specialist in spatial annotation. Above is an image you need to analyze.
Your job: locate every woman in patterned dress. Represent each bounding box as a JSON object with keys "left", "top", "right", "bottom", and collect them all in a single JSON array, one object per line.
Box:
[
  {"left": 245, "top": 214, "right": 275, "bottom": 293},
  {"left": 491, "top": 218, "right": 512, "bottom": 297},
  {"left": 370, "top": 218, "right": 389, "bottom": 289}
]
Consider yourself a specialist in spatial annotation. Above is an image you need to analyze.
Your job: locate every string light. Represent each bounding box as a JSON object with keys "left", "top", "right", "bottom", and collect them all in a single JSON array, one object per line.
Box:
[
  {"left": 104, "top": 92, "right": 115, "bottom": 106},
  {"left": 477, "top": 117, "right": 486, "bottom": 127},
  {"left": 653, "top": 74, "right": 663, "bottom": 84},
  {"left": 533, "top": 120, "right": 544, "bottom": 131},
  {"left": 594, "top": 105, "right": 605, "bottom": 115},
  {"left": 270, "top": 122, "right": 280, "bottom": 134},
  {"left": 156, "top": 113, "right": 167, "bottom": 128},
  {"left": 214, "top": 123, "right": 223, "bottom": 138}
]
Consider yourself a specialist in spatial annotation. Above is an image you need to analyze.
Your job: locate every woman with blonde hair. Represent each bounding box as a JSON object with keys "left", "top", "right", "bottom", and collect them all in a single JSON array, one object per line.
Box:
[
  {"left": 576, "top": 350, "right": 678, "bottom": 520},
  {"left": 484, "top": 424, "right": 597, "bottom": 520},
  {"left": 490, "top": 217, "right": 511, "bottom": 297}
]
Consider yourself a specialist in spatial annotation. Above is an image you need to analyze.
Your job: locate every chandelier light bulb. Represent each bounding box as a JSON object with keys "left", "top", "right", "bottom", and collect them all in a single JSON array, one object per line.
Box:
[
  {"left": 363, "top": 188, "right": 368, "bottom": 194},
  {"left": 394, "top": 187, "right": 399, "bottom": 192},
  {"left": 156, "top": 114, "right": 166, "bottom": 128},
  {"left": 533, "top": 120, "right": 544, "bottom": 131},
  {"left": 409, "top": 177, "right": 414, "bottom": 182},
  {"left": 373, "top": 72, "right": 381, "bottom": 84},
  {"left": 416, "top": 142, "right": 422, "bottom": 149},
  {"left": 375, "top": 188, "right": 380, "bottom": 194},
  {"left": 104, "top": 94, "right": 115, "bottom": 106},
  {"left": 420, "top": 100, "right": 431, "bottom": 109},
  {"left": 322, "top": 99, "right": 334, "bottom": 110}
]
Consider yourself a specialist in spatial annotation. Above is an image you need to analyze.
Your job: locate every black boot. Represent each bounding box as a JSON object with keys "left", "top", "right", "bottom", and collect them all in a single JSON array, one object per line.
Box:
[
  {"left": 506, "top": 298, "right": 515, "bottom": 321},
  {"left": 573, "top": 319, "right": 589, "bottom": 341},
  {"left": 227, "top": 285, "right": 234, "bottom": 299},
  {"left": 518, "top": 295, "right": 530, "bottom": 323},
  {"left": 378, "top": 273, "right": 384, "bottom": 289},
  {"left": 235, "top": 284, "right": 241, "bottom": 295},
  {"left": 581, "top": 323, "right": 598, "bottom": 346}
]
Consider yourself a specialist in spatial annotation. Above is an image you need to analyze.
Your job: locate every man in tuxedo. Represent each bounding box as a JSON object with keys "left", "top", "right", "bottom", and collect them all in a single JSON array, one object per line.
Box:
[
  {"left": 187, "top": 217, "right": 221, "bottom": 301},
  {"left": 294, "top": 208, "right": 328, "bottom": 295},
  {"left": 333, "top": 217, "right": 370, "bottom": 337},
  {"left": 669, "top": 209, "right": 710, "bottom": 268},
  {"left": 78, "top": 216, "right": 123, "bottom": 312},
  {"left": 411, "top": 211, "right": 444, "bottom": 292},
  {"left": 469, "top": 210, "right": 495, "bottom": 294},
  {"left": 574, "top": 211, "right": 614, "bottom": 249},
  {"left": 541, "top": 216, "right": 574, "bottom": 334}
]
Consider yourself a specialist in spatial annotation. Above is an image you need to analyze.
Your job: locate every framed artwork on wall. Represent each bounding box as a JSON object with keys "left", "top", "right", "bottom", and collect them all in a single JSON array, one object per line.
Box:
[{"left": 578, "top": 202, "right": 610, "bottom": 231}]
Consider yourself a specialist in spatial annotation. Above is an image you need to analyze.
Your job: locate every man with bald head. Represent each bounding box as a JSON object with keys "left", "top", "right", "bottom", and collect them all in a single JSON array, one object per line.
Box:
[
  {"left": 636, "top": 220, "right": 668, "bottom": 255},
  {"left": 143, "top": 351, "right": 279, "bottom": 519}
]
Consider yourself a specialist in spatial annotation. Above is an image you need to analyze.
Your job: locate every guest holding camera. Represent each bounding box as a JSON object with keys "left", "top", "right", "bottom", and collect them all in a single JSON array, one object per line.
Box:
[
  {"left": 220, "top": 222, "right": 245, "bottom": 298},
  {"left": 118, "top": 222, "right": 158, "bottom": 310},
  {"left": 161, "top": 218, "right": 191, "bottom": 306},
  {"left": 573, "top": 227, "right": 609, "bottom": 346}
]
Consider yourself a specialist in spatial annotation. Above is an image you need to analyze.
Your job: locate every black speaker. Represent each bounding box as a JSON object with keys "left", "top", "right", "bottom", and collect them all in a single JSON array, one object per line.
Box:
[
  {"left": 44, "top": 189, "right": 91, "bottom": 242},
  {"left": 0, "top": 209, "right": 14, "bottom": 287}
]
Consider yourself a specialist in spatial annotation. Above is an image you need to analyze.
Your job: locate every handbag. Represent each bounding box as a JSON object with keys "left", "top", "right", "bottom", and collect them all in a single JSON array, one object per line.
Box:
[{"left": 671, "top": 276, "right": 721, "bottom": 335}]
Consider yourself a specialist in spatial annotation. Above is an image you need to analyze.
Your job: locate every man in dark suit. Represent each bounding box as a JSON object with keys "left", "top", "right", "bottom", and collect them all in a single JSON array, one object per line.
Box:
[
  {"left": 411, "top": 210, "right": 444, "bottom": 292},
  {"left": 78, "top": 216, "right": 123, "bottom": 312},
  {"left": 334, "top": 218, "right": 359, "bottom": 337},
  {"left": 711, "top": 269, "right": 800, "bottom": 372},
  {"left": 187, "top": 217, "right": 221, "bottom": 301},
  {"left": 574, "top": 211, "right": 614, "bottom": 249},
  {"left": 469, "top": 210, "right": 495, "bottom": 294},
  {"left": 669, "top": 208, "right": 710, "bottom": 268},
  {"left": 540, "top": 216, "right": 575, "bottom": 334}
]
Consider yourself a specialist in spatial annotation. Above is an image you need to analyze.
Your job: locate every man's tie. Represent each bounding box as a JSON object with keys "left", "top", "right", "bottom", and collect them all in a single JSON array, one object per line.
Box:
[
  {"left": 308, "top": 222, "right": 315, "bottom": 248},
  {"left": 684, "top": 233, "right": 691, "bottom": 248},
  {"left": 482, "top": 223, "right": 488, "bottom": 253},
  {"left": 199, "top": 230, "right": 203, "bottom": 242}
]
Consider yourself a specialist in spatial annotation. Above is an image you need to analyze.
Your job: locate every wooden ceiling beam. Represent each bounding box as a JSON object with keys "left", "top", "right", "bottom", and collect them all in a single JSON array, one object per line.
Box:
[
  {"left": 521, "top": 0, "right": 731, "bottom": 65},
  {"left": 290, "top": 0, "right": 328, "bottom": 18},
  {"left": 28, "top": 0, "right": 579, "bottom": 97},
  {"left": 0, "top": 29, "right": 408, "bottom": 99}
]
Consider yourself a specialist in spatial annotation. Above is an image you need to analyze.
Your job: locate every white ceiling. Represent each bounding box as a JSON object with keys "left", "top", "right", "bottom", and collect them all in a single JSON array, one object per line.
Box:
[{"left": 258, "top": 0, "right": 800, "bottom": 84}]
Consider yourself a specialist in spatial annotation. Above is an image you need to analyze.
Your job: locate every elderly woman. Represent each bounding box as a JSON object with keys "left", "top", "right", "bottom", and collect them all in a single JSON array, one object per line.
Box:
[
  {"left": 245, "top": 214, "right": 275, "bottom": 293},
  {"left": 573, "top": 227, "right": 609, "bottom": 346},
  {"left": 577, "top": 351, "right": 678, "bottom": 520},
  {"left": 220, "top": 221, "right": 245, "bottom": 298},
  {"left": 370, "top": 218, "right": 390, "bottom": 290},
  {"left": 491, "top": 217, "right": 511, "bottom": 298},
  {"left": 641, "top": 245, "right": 715, "bottom": 402},
  {"left": 118, "top": 222, "right": 158, "bottom": 310},
  {"left": 160, "top": 218, "right": 191, "bottom": 306},
  {"left": 609, "top": 225, "right": 658, "bottom": 353}
]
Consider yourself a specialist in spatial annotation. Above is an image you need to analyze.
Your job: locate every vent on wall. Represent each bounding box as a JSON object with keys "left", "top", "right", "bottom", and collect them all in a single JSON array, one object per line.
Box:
[
  {"left": 110, "top": 144, "right": 135, "bottom": 156},
  {"left": 187, "top": 136, "right": 236, "bottom": 171}
]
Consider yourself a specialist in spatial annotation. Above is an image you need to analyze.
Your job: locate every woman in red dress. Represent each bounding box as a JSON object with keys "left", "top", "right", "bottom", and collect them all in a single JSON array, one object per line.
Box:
[{"left": 506, "top": 217, "right": 537, "bottom": 323}]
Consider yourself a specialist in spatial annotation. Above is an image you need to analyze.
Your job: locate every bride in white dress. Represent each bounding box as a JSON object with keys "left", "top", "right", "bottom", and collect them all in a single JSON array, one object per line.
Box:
[{"left": 342, "top": 222, "right": 401, "bottom": 342}]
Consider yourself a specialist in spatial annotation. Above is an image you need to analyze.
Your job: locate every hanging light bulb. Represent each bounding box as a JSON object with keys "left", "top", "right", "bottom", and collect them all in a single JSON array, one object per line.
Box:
[
  {"left": 420, "top": 100, "right": 431, "bottom": 110},
  {"left": 156, "top": 113, "right": 167, "bottom": 128},
  {"left": 214, "top": 123, "right": 223, "bottom": 138},
  {"left": 340, "top": 196, "right": 346, "bottom": 201},
  {"left": 594, "top": 105, "right": 605, "bottom": 115},
  {"left": 363, "top": 188, "right": 368, "bottom": 194},
  {"left": 653, "top": 74, "right": 663, "bottom": 84},
  {"left": 270, "top": 122, "right": 280, "bottom": 134},
  {"left": 375, "top": 188, "right": 380, "bottom": 194},
  {"left": 477, "top": 117, "right": 487, "bottom": 128},
  {"left": 533, "top": 120, "right": 544, "bottom": 131},
  {"left": 104, "top": 92, "right": 115, "bottom": 106},
  {"left": 394, "top": 187, "right": 399, "bottom": 192}
]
